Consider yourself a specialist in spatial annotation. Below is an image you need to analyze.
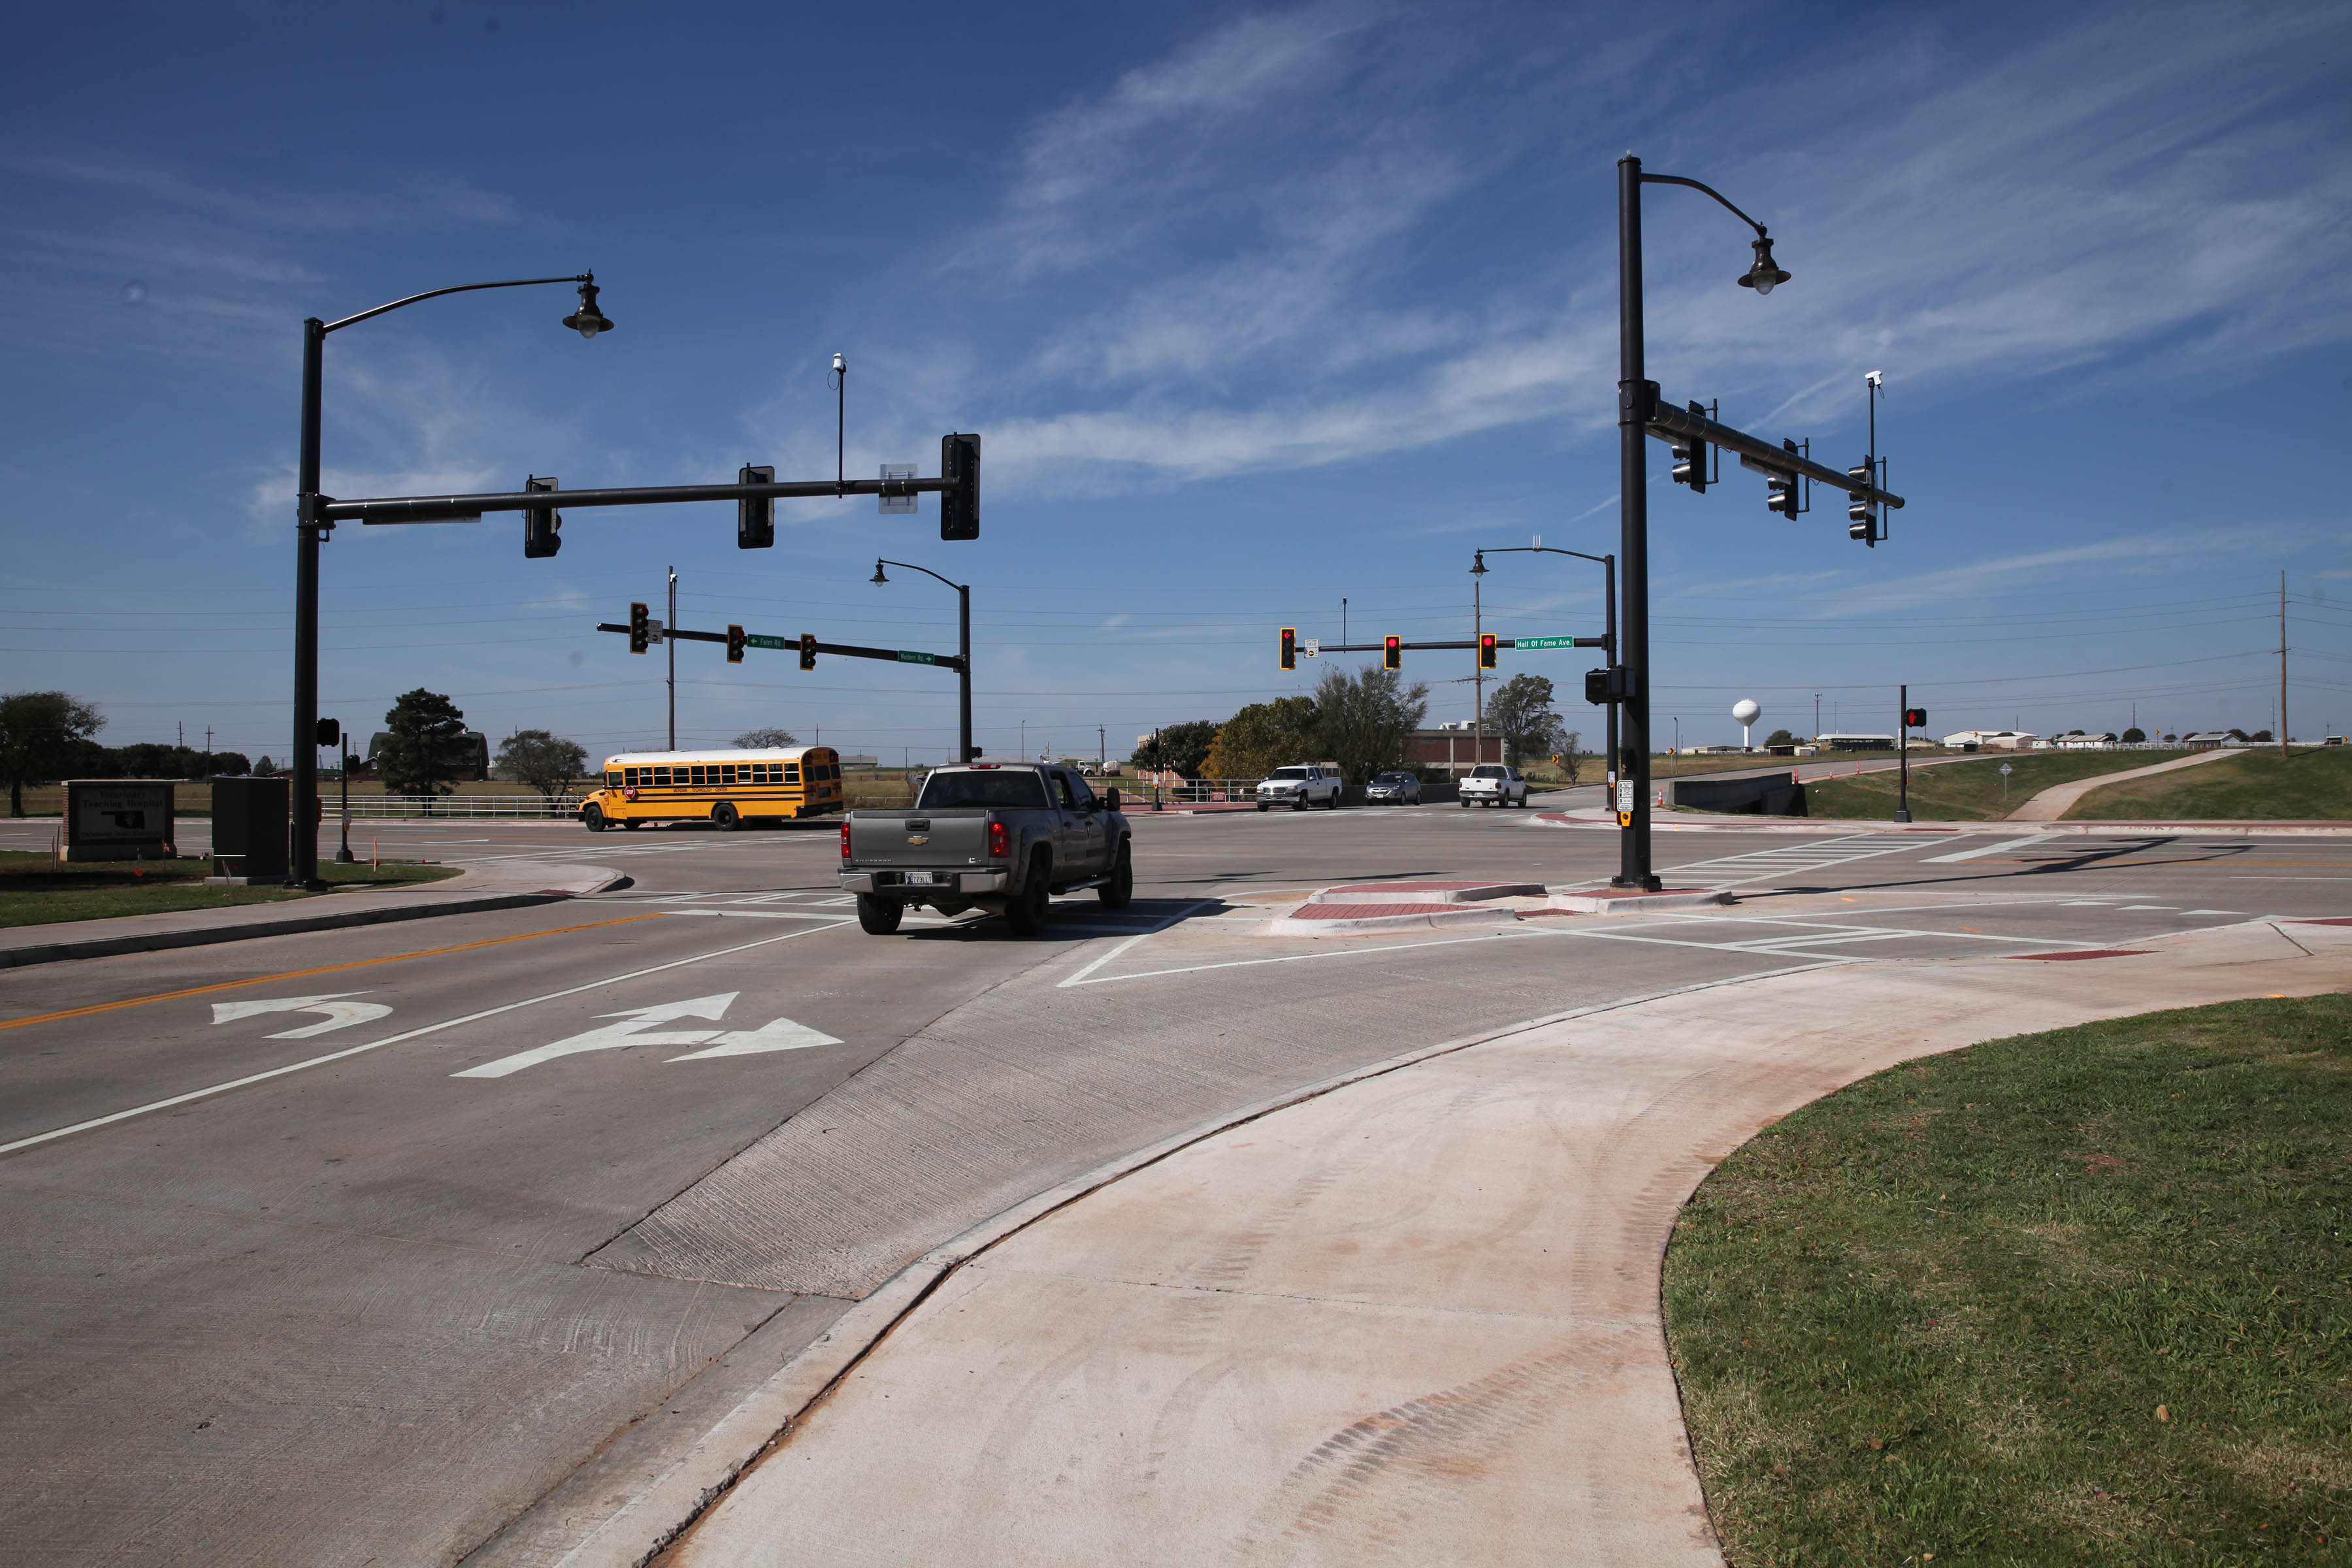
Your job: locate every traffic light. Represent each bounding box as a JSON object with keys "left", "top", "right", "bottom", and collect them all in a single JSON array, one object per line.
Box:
[
  {"left": 1671, "top": 401, "right": 1709, "bottom": 491},
  {"left": 1904, "top": 707, "right": 1927, "bottom": 728},
  {"left": 939, "top": 432, "right": 980, "bottom": 540},
  {"left": 798, "top": 632, "right": 817, "bottom": 671},
  {"left": 738, "top": 465, "right": 775, "bottom": 549},
  {"left": 628, "top": 601, "right": 650, "bottom": 655},
  {"left": 1382, "top": 634, "right": 1401, "bottom": 671},
  {"left": 523, "top": 475, "right": 561, "bottom": 558},
  {"left": 314, "top": 717, "right": 339, "bottom": 747},
  {"left": 1848, "top": 464, "right": 1876, "bottom": 545},
  {"left": 726, "top": 624, "right": 746, "bottom": 664},
  {"left": 1279, "top": 627, "right": 1296, "bottom": 670},
  {"left": 1478, "top": 632, "right": 1497, "bottom": 669}
]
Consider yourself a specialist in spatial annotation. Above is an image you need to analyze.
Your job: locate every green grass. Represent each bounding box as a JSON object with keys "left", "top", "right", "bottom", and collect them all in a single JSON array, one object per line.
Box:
[
  {"left": 2066, "top": 749, "right": 2352, "bottom": 822},
  {"left": 1799, "top": 751, "right": 2192, "bottom": 821},
  {"left": 0, "top": 851, "right": 459, "bottom": 929},
  {"left": 1663, "top": 994, "right": 2352, "bottom": 1566}
]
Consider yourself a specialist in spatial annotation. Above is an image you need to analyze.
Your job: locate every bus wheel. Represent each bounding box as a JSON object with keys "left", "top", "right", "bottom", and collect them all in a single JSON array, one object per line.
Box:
[
  {"left": 713, "top": 802, "right": 740, "bottom": 832},
  {"left": 581, "top": 804, "right": 606, "bottom": 833},
  {"left": 623, "top": 818, "right": 642, "bottom": 830}
]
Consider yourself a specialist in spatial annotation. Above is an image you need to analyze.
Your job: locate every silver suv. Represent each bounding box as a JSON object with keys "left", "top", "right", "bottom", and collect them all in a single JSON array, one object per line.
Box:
[
  {"left": 1457, "top": 764, "right": 1530, "bottom": 808},
  {"left": 1256, "top": 763, "right": 1343, "bottom": 811}
]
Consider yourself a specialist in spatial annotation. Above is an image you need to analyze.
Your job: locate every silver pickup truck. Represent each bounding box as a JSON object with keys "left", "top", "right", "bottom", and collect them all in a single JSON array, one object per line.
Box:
[{"left": 839, "top": 763, "right": 1134, "bottom": 936}]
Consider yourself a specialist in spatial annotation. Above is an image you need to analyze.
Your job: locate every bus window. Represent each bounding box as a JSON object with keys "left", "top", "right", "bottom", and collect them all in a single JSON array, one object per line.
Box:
[
  {"left": 654, "top": 766, "right": 671, "bottom": 785},
  {"left": 608, "top": 770, "right": 623, "bottom": 786},
  {"left": 785, "top": 763, "right": 800, "bottom": 784}
]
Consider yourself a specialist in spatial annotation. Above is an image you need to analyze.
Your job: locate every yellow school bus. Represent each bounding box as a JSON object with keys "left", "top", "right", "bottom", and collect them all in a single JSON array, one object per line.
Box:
[{"left": 578, "top": 747, "right": 843, "bottom": 831}]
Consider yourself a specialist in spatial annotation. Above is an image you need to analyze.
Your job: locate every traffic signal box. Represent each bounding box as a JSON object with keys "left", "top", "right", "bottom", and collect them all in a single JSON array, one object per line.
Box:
[
  {"left": 726, "top": 625, "right": 746, "bottom": 664},
  {"left": 1279, "top": 627, "right": 1297, "bottom": 671},
  {"left": 738, "top": 465, "right": 776, "bottom": 549},
  {"left": 1671, "top": 402, "right": 1710, "bottom": 492},
  {"left": 523, "top": 475, "right": 561, "bottom": 558},
  {"left": 1382, "top": 635, "right": 1401, "bottom": 671},
  {"left": 313, "top": 717, "right": 340, "bottom": 747},
  {"left": 1478, "top": 632, "right": 1497, "bottom": 669},
  {"left": 939, "top": 433, "right": 980, "bottom": 541},
  {"left": 628, "top": 602, "right": 650, "bottom": 655},
  {"left": 1905, "top": 707, "right": 1927, "bottom": 728},
  {"left": 799, "top": 632, "right": 817, "bottom": 671}
]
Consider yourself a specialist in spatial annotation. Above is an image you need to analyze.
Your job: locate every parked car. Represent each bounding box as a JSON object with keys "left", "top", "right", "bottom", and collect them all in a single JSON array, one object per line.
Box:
[
  {"left": 1457, "top": 764, "right": 1530, "bottom": 808},
  {"left": 838, "top": 763, "right": 1132, "bottom": 936},
  {"left": 1255, "top": 762, "right": 1343, "bottom": 811},
  {"left": 1364, "top": 770, "right": 1422, "bottom": 806}
]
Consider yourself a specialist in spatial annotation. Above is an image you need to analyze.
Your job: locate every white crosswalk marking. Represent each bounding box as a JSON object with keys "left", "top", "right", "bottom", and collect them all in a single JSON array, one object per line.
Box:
[{"left": 1661, "top": 832, "right": 1938, "bottom": 889}]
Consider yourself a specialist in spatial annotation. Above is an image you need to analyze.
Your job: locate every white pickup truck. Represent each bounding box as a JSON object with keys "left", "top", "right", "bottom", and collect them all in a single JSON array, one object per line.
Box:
[
  {"left": 1457, "top": 764, "right": 1531, "bottom": 808},
  {"left": 1255, "top": 762, "right": 1344, "bottom": 811}
]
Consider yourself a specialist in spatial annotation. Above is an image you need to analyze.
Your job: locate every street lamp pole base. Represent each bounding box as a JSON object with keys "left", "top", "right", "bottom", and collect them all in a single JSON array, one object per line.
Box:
[
  {"left": 1610, "top": 875, "right": 1665, "bottom": 892},
  {"left": 1893, "top": 808, "right": 1912, "bottom": 823},
  {"left": 335, "top": 849, "right": 357, "bottom": 863}
]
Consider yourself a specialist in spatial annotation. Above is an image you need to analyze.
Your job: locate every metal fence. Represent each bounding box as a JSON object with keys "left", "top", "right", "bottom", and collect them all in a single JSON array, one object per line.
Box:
[{"left": 336, "top": 793, "right": 583, "bottom": 819}]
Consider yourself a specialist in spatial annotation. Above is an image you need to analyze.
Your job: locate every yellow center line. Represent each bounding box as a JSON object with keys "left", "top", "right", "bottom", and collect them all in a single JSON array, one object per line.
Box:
[{"left": 0, "top": 913, "right": 669, "bottom": 1034}]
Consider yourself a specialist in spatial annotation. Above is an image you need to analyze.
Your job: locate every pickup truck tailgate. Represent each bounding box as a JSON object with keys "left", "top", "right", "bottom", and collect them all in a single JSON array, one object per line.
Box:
[{"left": 846, "top": 810, "right": 994, "bottom": 880}]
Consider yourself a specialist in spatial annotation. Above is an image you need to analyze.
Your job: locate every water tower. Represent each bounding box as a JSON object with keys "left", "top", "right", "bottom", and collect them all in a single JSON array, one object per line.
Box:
[{"left": 1731, "top": 698, "right": 1761, "bottom": 752}]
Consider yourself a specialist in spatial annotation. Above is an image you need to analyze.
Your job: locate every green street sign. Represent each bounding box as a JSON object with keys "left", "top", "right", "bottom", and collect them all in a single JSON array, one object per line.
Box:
[
  {"left": 1513, "top": 635, "right": 1583, "bottom": 651},
  {"left": 896, "top": 650, "right": 937, "bottom": 665},
  {"left": 745, "top": 634, "right": 792, "bottom": 651}
]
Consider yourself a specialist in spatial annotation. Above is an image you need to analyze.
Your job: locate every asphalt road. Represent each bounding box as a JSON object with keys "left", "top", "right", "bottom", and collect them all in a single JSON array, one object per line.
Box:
[{"left": 4, "top": 802, "right": 2349, "bottom": 1565}]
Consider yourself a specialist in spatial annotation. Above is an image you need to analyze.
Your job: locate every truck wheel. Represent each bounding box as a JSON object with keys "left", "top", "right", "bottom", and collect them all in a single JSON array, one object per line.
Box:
[
  {"left": 1098, "top": 847, "right": 1134, "bottom": 909},
  {"left": 1003, "top": 862, "right": 1050, "bottom": 937},
  {"left": 713, "top": 802, "right": 740, "bottom": 832},
  {"left": 581, "top": 804, "right": 606, "bottom": 833},
  {"left": 1324, "top": 792, "right": 1340, "bottom": 809},
  {"left": 855, "top": 894, "right": 904, "bottom": 934},
  {"left": 1256, "top": 802, "right": 1269, "bottom": 812},
  {"left": 1291, "top": 798, "right": 1305, "bottom": 811},
  {"left": 1458, "top": 798, "right": 1469, "bottom": 808}
]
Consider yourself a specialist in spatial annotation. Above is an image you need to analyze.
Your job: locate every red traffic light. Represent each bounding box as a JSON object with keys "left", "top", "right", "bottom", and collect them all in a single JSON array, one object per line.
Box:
[
  {"left": 1279, "top": 627, "right": 1296, "bottom": 671},
  {"left": 1382, "top": 635, "right": 1401, "bottom": 671},
  {"left": 798, "top": 632, "right": 817, "bottom": 671},
  {"left": 1478, "top": 632, "right": 1497, "bottom": 670}
]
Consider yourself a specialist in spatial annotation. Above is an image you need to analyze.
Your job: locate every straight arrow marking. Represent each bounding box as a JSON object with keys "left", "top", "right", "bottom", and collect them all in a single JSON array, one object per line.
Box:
[
  {"left": 667, "top": 1016, "right": 843, "bottom": 1062},
  {"left": 452, "top": 992, "right": 741, "bottom": 1079}
]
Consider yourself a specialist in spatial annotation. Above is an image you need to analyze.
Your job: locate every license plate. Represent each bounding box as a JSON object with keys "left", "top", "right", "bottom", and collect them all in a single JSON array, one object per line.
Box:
[{"left": 905, "top": 871, "right": 939, "bottom": 886}]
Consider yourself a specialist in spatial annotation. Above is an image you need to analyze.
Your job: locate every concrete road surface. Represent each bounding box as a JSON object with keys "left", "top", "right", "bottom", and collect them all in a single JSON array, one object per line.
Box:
[{"left": 2, "top": 804, "right": 2348, "bottom": 1564}]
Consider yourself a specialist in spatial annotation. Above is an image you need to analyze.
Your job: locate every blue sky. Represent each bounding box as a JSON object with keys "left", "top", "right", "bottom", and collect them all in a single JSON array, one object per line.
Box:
[{"left": 5, "top": 1, "right": 2349, "bottom": 765}]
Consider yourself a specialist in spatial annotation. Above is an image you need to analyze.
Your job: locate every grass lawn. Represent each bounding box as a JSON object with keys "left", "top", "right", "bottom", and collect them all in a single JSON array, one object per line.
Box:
[
  {"left": 1663, "top": 994, "right": 2351, "bottom": 1565},
  {"left": 2068, "top": 749, "right": 2352, "bottom": 822},
  {"left": 1801, "top": 751, "right": 2193, "bottom": 821},
  {"left": 0, "top": 851, "right": 459, "bottom": 929}
]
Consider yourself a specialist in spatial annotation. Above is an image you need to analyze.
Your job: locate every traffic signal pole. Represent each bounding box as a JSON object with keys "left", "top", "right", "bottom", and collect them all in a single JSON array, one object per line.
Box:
[
  {"left": 1618, "top": 157, "right": 1658, "bottom": 889},
  {"left": 1897, "top": 683, "right": 1911, "bottom": 824}
]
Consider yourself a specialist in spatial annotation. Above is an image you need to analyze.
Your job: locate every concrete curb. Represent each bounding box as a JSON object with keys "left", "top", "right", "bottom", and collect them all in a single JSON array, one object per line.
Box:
[
  {"left": 1262, "top": 904, "right": 1520, "bottom": 936},
  {"left": 0, "top": 866, "right": 627, "bottom": 970},
  {"left": 1549, "top": 887, "right": 1732, "bottom": 915},
  {"left": 536, "top": 963, "right": 1837, "bottom": 1568},
  {"left": 1306, "top": 881, "right": 1544, "bottom": 905}
]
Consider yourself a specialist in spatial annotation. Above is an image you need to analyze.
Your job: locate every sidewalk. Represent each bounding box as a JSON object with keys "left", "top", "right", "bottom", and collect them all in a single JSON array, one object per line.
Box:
[
  {"left": 2006, "top": 746, "right": 2229, "bottom": 820},
  {"left": 593, "top": 917, "right": 2352, "bottom": 1567},
  {"left": 0, "top": 858, "right": 622, "bottom": 969},
  {"left": 1538, "top": 806, "right": 2352, "bottom": 836}
]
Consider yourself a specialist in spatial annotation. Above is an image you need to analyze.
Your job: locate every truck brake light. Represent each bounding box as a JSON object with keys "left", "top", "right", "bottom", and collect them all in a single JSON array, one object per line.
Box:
[
  {"left": 987, "top": 820, "right": 1008, "bottom": 858},
  {"left": 841, "top": 822, "right": 852, "bottom": 860}
]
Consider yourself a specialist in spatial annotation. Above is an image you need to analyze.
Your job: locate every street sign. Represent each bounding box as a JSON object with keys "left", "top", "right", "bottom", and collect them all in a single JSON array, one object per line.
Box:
[
  {"left": 1302, "top": 638, "right": 1320, "bottom": 657},
  {"left": 896, "top": 649, "right": 937, "bottom": 665},
  {"left": 1999, "top": 763, "right": 2013, "bottom": 775},
  {"left": 1616, "top": 780, "right": 1636, "bottom": 812},
  {"left": 1514, "top": 635, "right": 1584, "bottom": 650},
  {"left": 745, "top": 634, "right": 792, "bottom": 651},
  {"left": 879, "top": 463, "right": 917, "bottom": 514}
]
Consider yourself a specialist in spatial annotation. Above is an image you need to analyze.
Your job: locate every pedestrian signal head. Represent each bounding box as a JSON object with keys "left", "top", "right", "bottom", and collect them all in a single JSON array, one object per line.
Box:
[
  {"left": 1382, "top": 635, "right": 1401, "bottom": 671},
  {"left": 1279, "top": 627, "right": 1296, "bottom": 671},
  {"left": 1904, "top": 707, "right": 1927, "bottom": 728}
]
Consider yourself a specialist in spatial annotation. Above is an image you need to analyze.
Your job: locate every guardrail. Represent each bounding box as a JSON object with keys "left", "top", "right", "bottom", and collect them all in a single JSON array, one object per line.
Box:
[{"left": 336, "top": 794, "right": 583, "bottom": 819}]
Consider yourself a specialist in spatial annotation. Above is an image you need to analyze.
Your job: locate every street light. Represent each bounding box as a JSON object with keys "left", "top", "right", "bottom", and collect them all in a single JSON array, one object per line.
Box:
[
  {"left": 291, "top": 271, "right": 607, "bottom": 889},
  {"left": 1615, "top": 155, "right": 1783, "bottom": 889},
  {"left": 872, "top": 558, "right": 974, "bottom": 763},
  {"left": 1471, "top": 546, "right": 1617, "bottom": 796}
]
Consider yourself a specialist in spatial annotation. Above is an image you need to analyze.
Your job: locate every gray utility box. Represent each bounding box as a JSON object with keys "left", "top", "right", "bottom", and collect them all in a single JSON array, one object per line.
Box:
[
  {"left": 62, "top": 780, "right": 176, "bottom": 862},
  {"left": 211, "top": 776, "right": 290, "bottom": 878}
]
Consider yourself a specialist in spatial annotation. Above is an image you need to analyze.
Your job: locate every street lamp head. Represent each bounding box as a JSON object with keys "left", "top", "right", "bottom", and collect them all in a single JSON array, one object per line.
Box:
[
  {"left": 1738, "top": 235, "right": 1790, "bottom": 296},
  {"left": 870, "top": 560, "right": 889, "bottom": 585},
  {"left": 1471, "top": 551, "right": 1488, "bottom": 576},
  {"left": 562, "top": 276, "right": 614, "bottom": 339}
]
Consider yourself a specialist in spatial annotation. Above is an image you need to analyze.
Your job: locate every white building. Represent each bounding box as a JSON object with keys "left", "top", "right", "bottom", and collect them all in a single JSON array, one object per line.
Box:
[{"left": 1942, "top": 730, "right": 2037, "bottom": 751}]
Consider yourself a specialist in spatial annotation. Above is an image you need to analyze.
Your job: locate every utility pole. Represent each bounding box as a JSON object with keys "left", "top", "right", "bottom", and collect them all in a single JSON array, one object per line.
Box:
[
  {"left": 2280, "top": 570, "right": 2290, "bottom": 759},
  {"left": 1813, "top": 693, "right": 1820, "bottom": 740},
  {"left": 1896, "top": 684, "right": 1912, "bottom": 823},
  {"left": 1342, "top": 596, "right": 1348, "bottom": 651},
  {"left": 1098, "top": 725, "right": 1105, "bottom": 774},
  {"left": 666, "top": 566, "right": 678, "bottom": 751}
]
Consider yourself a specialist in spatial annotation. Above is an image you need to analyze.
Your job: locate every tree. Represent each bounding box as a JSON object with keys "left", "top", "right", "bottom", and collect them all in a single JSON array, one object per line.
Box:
[
  {"left": 496, "top": 728, "right": 590, "bottom": 803},
  {"left": 1132, "top": 720, "right": 1218, "bottom": 779},
  {"left": 1312, "top": 663, "right": 1429, "bottom": 784},
  {"left": 1765, "top": 728, "right": 1796, "bottom": 748},
  {"left": 0, "top": 691, "right": 105, "bottom": 817},
  {"left": 378, "top": 689, "right": 468, "bottom": 802},
  {"left": 2120, "top": 727, "right": 2146, "bottom": 744},
  {"left": 1556, "top": 728, "right": 1585, "bottom": 785},
  {"left": 1203, "top": 696, "right": 1319, "bottom": 780},
  {"left": 1482, "top": 674, "right": 1565, "bottom": 766},
  {"left": 735, "top": 726, "right": 798, "bottom": 749},
  {"left": 2251, "top": 729, "right": 2274, "bottom": 743},
  {"left": 212, "top": 752, "right": 252, "bottom": 776},
  {"left": 253, "top": 756, "right": 278, "bottom": 776}
]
